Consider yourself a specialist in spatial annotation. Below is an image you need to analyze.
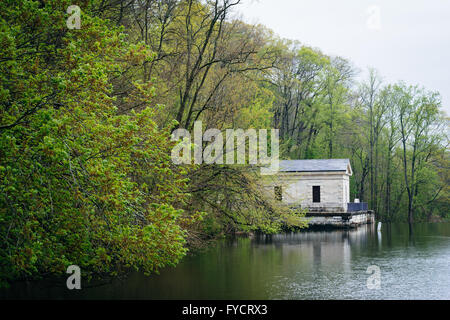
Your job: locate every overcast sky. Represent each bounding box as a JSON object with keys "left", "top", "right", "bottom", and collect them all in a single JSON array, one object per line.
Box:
[{"left": 236, "top": 0, "right": 450, "bottom": 115}]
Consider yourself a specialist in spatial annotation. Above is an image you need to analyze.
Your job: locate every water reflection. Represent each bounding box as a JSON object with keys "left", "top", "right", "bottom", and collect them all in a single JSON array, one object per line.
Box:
[{"left": 1, "top": 223, "right": 450, "bottom": 300}]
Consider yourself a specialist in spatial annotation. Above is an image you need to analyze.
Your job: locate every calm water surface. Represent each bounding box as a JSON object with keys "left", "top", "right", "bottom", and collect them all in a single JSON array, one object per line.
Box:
[{"left": 2, "top": 223, "right": 450, "bottom": 299}]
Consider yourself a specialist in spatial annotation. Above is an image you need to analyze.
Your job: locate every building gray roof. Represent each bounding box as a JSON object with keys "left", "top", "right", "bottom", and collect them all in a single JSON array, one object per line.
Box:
[{"left": 279, "top": 159, "right": 352, "bottom": 174}]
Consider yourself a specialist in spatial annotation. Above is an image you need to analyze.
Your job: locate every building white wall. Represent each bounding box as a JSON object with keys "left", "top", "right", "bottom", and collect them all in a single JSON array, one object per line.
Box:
[{"left": 264, "top": 172, "right": 350, "bottom": 212}]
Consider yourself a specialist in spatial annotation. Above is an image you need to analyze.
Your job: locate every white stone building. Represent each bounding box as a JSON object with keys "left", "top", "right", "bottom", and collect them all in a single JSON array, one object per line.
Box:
[{"left": 265, "top": 159, "right": 353, "bottom": 213}]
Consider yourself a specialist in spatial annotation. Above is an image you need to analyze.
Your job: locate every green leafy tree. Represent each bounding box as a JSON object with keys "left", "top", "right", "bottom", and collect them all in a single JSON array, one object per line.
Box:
[{"left": 0, "top": 0, "right": 196, "bottom": 286}]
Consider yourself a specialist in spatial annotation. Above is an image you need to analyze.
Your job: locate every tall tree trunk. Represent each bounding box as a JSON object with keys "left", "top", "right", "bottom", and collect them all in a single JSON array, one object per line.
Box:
[{"left": 385, "top": 142, "right": 392, "bottom": 221}]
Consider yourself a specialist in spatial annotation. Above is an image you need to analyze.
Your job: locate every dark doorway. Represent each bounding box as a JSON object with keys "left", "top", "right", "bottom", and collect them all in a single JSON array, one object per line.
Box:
[{"left": 313, "top": 186, "right": 320, "bottom": 203}]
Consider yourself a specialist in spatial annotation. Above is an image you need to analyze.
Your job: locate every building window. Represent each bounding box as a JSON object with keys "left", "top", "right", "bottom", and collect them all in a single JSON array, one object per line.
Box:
[
  {"left": 274, "top": 186, "right": 282, "bottom": 201},
  {"left": 313, "top": 186, "right": 320, "bottom": 203}
]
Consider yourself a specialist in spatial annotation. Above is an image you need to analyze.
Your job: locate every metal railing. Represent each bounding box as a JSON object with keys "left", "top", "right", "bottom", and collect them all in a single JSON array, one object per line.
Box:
[{"left": 347, "top": 202, "right": 368, "bottom": 212}]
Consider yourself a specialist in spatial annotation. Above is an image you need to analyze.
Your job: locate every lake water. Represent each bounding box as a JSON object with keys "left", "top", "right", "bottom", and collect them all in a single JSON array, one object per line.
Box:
[{"left": 2, "top": 223, "right": 450, "bottom": 299}]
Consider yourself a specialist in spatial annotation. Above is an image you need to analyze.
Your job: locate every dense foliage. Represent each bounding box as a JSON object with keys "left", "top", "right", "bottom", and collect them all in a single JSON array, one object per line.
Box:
[{"left": 0, "top": 0, "right": 196, "bottom": 285}]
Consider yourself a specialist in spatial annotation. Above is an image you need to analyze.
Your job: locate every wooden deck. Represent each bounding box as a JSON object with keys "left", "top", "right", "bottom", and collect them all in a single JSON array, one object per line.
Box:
[{"left": 302, "top": 210, "right": 375, "bottom": 228}]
